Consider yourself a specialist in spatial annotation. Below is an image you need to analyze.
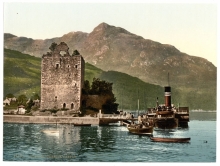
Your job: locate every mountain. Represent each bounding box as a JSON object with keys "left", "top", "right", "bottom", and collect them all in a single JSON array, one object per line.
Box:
[
  {"left": 3, "top": 48, "right": 216, "bottom": 110},
  {"left": 4, "top": 23, "right": 216, "bottom": 87},
  {"left": 81, "top": 23, "right": 216, "bottom": 90},
  {"left": 4, "top": 22, "right": 216, "bottom": 110}
]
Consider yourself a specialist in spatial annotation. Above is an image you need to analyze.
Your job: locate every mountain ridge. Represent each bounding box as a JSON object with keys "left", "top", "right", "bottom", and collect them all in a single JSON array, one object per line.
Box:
[{"left": 4, "top": 22, "right": 216, "bottom": 109}]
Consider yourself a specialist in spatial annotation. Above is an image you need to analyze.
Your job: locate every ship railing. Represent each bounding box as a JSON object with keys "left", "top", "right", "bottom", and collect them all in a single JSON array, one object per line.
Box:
[
  {"left": 157, "top": 114, "right": 174, "bottom": 118},
  {"left": 147, "top": 109, "right": 157, "bottom": 114},
  {"left": 176, "top": 107, "right": 189, "bottom": 113}
]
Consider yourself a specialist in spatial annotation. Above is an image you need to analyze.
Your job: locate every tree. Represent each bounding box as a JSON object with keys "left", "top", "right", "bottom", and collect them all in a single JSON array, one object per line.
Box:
[
  {"left": 5, "top": 93, "right": 14, "bottom": 99},
  {"left": 82, "top": 80, "right": 90, "bottom": 95},
  {"left": 26, "top": 99, "right": 34, "bottom": 113},
  {"left": 49, "top": 42, "right": 57, "bottom": 52},
  {"left": 90, "top": 78, "right": 113, "bottom": 95},
  {"left": 72, "top": 50, "right": 80, "bottom": 56},
  {"left": 32, "top": 93, "right": 40, "bottom": 100},
  {"left": 17, "top": 94, "right": 28, "bottom": 106},
  {"left": 89, "top": 78, "right": 119, "bottom": 113},
  {"left": 82, "top": 78, "right": 119, "bottom": 114},
  {"left": 102, "top": 97, "right": 119, "bottom": 114}
]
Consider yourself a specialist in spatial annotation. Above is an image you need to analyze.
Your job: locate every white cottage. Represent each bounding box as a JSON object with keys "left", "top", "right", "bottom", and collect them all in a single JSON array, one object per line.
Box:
[
  {"left": 18, "top": 105, "right": 26, "bottom": 114},
  {"left": 3, "top": 98, "right": 10, "bottom": 106}
]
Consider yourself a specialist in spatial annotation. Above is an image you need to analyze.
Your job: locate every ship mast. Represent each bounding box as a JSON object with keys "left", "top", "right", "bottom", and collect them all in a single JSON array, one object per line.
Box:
[{"left": 137, "top": 89, "right": 139, "bottom": 116}]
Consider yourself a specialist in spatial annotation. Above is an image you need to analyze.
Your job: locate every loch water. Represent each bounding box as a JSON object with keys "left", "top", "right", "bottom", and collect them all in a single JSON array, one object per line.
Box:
[{"left": 3, "top": 112, "right": 216, "bottom": 162}]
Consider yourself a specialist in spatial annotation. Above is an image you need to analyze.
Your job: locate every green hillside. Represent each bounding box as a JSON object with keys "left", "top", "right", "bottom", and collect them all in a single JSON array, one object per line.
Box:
[
  {"left": 3, "top": 48, "right": 216, "bottom": 110},
  {"left": 4, "top": 49, "right": 41, "bottom": 97},
  {"left": 84, "top": 62, "right": 103, "bottom": 83},
  {"left": 99, "top": 71, "right": 163, "bottom": 110},
  {"left": 98, "top": 71, "right": 207, "bottom": 110}
]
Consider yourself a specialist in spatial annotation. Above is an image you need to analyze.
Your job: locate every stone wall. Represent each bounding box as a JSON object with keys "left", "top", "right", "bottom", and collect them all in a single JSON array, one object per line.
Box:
[
  {"left": 82, "top": 95, "right": 112, "bottom": 110},
  {"left": 3, "top": 115, "right": 99, "bottom": 125},
  {"left": 41, "top": 42, "right": 85, "bottom": 111}
]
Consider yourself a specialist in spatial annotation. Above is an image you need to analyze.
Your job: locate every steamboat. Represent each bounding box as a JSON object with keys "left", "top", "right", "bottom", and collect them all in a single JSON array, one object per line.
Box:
[{"left": 147, "top": 79, "right": 189, "bottom": 129}]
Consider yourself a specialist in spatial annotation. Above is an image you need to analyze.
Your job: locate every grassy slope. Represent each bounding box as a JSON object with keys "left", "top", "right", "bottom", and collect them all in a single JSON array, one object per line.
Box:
[
  {"left": 4, "top": 49, "right": 41, "bottom": 97},
  {"left": 84, "top": 62, "right": 103, "bottom": 83},
  {"left": 3, "top": 48, "right": 216, "bottom": 110}
]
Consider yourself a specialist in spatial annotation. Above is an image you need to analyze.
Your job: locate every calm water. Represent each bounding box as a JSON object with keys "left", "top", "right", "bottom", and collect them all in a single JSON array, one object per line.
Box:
[{"left": 3, "top": 112, "right": 216, "bottom": 162}]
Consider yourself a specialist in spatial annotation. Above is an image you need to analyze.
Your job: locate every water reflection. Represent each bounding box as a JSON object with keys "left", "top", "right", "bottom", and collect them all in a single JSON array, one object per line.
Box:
[
  {"left": 3, "top": 120, "right": 216, "bottom": 162},
  {"left": 39, "top": 124, "right": 82, "bottom": 161},
  {"left": 79, "top": 126, "right": 116, "bottom": 153},
  {"left": 39, "top": 124, "right": 117, "bottom": 161}
]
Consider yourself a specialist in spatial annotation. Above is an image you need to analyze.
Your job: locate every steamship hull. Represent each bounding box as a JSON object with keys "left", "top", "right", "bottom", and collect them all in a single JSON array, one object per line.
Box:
[{"left": 154, "top": 117, "right": 178, "bottom": 129}]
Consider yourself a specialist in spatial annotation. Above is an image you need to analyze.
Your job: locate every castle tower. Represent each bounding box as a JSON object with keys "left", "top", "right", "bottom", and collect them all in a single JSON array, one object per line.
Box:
[{"left": 40, "top": 42, "right": 85, "bottom": 111}]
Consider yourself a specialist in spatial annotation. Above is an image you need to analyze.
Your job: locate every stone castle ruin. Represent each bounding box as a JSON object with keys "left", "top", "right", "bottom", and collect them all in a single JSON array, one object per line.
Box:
[{"left": 40, "top": 42, "right": 85, "bottom": 112}]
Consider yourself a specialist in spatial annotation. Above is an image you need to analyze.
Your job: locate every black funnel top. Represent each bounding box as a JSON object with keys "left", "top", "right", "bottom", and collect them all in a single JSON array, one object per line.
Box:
[{"left": 164, "top": 86, "right": 171, "bottom": 92}]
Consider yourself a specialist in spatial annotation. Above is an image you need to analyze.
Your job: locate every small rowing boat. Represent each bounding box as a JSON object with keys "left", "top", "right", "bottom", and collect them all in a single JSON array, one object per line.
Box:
[
  {"left": 150, "top": 137, "right": 190, "bottom": 143},
  {"left": 127, "top": 124, "right": 153, "bottom": 136}
]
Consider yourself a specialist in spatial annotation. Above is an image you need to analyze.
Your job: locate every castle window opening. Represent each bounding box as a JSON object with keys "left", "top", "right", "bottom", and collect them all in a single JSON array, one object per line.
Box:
[
  {"left": 71, "top": 103, "right": 74, "bottom": 109},
  {"left": 56, "top": 63, "right": 59, "bottom": 69},
  {"left": 63, "top": 103, "right": 66, "bottom": 109},
  {"left": 75, "top": 65, "right": 78, "bottom": 68},
  {"left": 55, "top": 96, "right": 57, "bottom": 101}
]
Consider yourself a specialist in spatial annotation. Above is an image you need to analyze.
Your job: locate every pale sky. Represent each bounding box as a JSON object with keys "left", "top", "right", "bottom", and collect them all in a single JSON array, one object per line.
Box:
[{"left": 3, "top": 1, "right": 218, "bottom": 66}]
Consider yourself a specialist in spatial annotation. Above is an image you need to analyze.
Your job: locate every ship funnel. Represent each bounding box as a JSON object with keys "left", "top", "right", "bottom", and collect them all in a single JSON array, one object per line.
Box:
[{"left": 164, "top": 86, "right": 171, "bottom": 107}]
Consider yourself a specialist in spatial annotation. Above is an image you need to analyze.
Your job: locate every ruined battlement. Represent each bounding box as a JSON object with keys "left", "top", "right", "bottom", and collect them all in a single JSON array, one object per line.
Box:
[{"left": 40, "top": 42, "right": 85, "bottom": 111}]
